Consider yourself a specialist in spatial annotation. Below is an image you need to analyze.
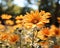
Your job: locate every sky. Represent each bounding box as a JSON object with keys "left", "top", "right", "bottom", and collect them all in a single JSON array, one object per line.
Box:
[
  {"left": 0, "top": 0, "right": 1, "bottom": 3},
  {"left": 13, "top": 0, "right": 27, "bottom": 7},
  {"left": 0, "top": 0, "right": 38, "bottom": 10},
  {"left": 13, "top": 0, "right": 38, "bottom": 10}
]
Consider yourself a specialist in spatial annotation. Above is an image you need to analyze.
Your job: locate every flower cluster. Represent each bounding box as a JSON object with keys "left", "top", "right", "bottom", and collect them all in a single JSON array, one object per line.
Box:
[
  {"left": 0, "top": 32, "right": 19, "bottom": 44},
  {"left": 0, "top": 10, "right": 60, "bottom": 48}
]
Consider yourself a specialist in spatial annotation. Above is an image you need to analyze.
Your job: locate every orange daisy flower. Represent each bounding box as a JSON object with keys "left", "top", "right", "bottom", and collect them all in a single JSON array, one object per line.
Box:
[
  {"left": 15, "top": 15, "right": 23, "bottom": 20},
  {"left": 54, "top": 28, "right": 60, "bottom": 37},
  {"left": 1, "top": 33, "right": 9, "bottom": 41},
  {"left": 49, "top": 25, "right": 57, "bottom": 37},
  {"left": 0, "top": 24, "right": 5, "bottom": 31},
  {"left": 24, "top": 10, "right": 51, "bottom": 28},
  {"left": 13, "top": 24, "right": 22, "bottom": 30},
  {"left": 15, "top": 20, "right": 22, "bottom": 24},
  {"left": 41, "top": 28, "right": 50, "bottom": 36},
  {"left": 1, "top": 14, "right": 12, "bottom": 19},
  {"left": 37, "top": 28, "right": 50, "bottom": 40},
  {"left": 24, "top": 23, "right": 33, "bottom": 29},
  {"left": 9, "top": 34, "right": 19, "bottom": 44},
  {"left": 38, "top": 41, "right": 49, "bottom": 48},
  {"left": 53, "top": 45, "right": 60, "bottom": 48},
  {"left": 5, "top": 20, "right": 14, "bottom": 25},
  {"left": 15, "top": 15, "right": 24, "bottom": 24},
  {"left": 50, "top": 25, "right": 60, "bottom": 37}
]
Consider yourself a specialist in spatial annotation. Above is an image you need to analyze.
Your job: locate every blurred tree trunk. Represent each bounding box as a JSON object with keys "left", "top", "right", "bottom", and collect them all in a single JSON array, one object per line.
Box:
[
  {"left": 54, "top": 0, "right": 60, "bottom": 17},
  {"left": 0, "top": 3, "right": 2, "bottom": 15},
  {"left": 53, "top": 0, "right": 60, "bottom": 26}
]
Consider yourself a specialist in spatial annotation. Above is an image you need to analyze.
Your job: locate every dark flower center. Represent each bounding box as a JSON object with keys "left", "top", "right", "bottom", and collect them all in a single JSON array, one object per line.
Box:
[
  {"left": 55, "top": 30, "right": 59, "bottom": 35},
  {"left": 31, "top": 19, "right": 39, "bottom": 24}
]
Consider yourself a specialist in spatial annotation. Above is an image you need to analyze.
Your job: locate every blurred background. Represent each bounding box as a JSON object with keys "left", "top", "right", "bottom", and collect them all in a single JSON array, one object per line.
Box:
[{"left": 0, "top": 0, "right": 60, "bottom": 26}]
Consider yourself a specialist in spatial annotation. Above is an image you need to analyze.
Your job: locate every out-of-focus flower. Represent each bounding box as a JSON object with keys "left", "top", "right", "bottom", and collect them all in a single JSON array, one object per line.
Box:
[
  {"left": 8, "top": 34, "right": 19, "bottom": 44},
  {"left": 1, "top": 14, "right": 12, "bottom": 19},
  {"left": 49, "top": 25, "right": 57, "bottom": 37},
  {"left": 13, "top": 24, "right": 22, "bottom": 30},
  {"left": 41, "top": 28, "right": 50, "bottom": 36},
  {"left": 24, "top": 23, "right": 33, "bottom": 29},
  {"left": 0, "top": 24, "right": 5, "bottom": 31},
  {"left": 37, "top": 28, "right": 50, "bottom": 40},
  {"left": 16, "top": 20, "right": 22, "bottom": 24},
  {"left": 53, "top": 45, "right": 60, "bottom": 48},
  {"left": 15, "top": 15, "right": 24, "bottom": 24},
  {"left": 0, "top": 32, "right": 19, "bottom": 44},
  {"left": 23, "top": 10, "right": 51, "bottom": 28},
  {"left": 50, "top": 25, "right": 60, "bottom": 37},
  {"left": 1, "top": 33, "right": 9, "bottom": 41},
  {"left": 54, "top": 28, "right": 60, "bottom": 37},
  {"left": 0, "top": 24, "right": 5, "bottom": 30},
  {"left": 15, "top": 15, "right": 23, "bottom": 20},
  {"left": 57, "top": 17, "right": 60, "bottom": 23},
  {"left": 37, "top": 25, "right": 60, "bottom": 40},
  {"left": 5, "top": 20, "right": 14, "bottom": 25},
  {"left": 38, "top": 41, "right": 49, "bottom": 48}
]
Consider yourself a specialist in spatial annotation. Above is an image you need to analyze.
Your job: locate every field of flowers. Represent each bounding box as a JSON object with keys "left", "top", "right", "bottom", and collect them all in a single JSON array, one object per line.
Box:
[{"left": 0, "top": 10, "right": 60, "bottom": 48}]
